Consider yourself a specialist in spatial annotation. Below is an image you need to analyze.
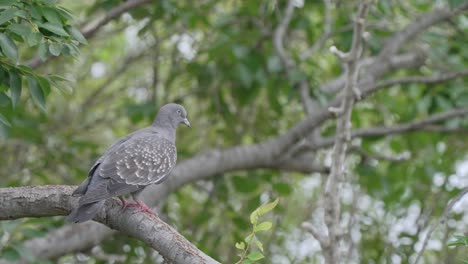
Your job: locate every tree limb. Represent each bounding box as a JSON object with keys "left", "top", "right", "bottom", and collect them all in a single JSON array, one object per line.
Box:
[
  {"left": 273, "top": 0, "right": 318, "bottom": 115},
  {"left": 322, "top": 2, "right": 370, "bottom": 263},
  {"left": 0, "top": 186, "right": 219, "bottom": 264},
  {"left": 321, "top": 51, "right": 427, "bottom": 93},
  {"left": 379, "top": 2, "right": 468, "bottom": 58},
  {"left": 12, "top": 64, "right": 467, "bottom": 261},
  {"left": 321, "top": 2, "right": 468, "bottom": 93},
  {"left": 310, "top": 107, "right": 468, "bottom": 150}
]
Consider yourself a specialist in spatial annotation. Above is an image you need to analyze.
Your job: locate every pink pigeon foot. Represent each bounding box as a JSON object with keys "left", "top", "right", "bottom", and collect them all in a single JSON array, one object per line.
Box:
[
  {"left": 118, "top": 196, "right": 129, "bottom": 210},
  {"left": 126, "top": 199, "right": 157, "bottom": 216}
]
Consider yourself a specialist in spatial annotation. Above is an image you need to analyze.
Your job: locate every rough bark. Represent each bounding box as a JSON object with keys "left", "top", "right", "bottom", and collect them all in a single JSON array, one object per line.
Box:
[{"left": 0, "top": 186, "right": 219, "bottom": 264}]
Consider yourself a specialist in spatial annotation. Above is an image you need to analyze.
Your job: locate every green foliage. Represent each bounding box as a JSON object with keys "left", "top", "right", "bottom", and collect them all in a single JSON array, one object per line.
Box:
[
  {"left": 235, "top": 199, "right": 278, "bottom": 264},
  {"left": 0, "top": 0, "right": 467, "bottom": 263},
  {"left": 448, "top": 235, "right": 468, "bottom": 247},
  {"left": 0, "top": 0, "right": 85, "bottom": 128},
  {"left": 448, "top": 235, "right": 468, "bottom": 264}
]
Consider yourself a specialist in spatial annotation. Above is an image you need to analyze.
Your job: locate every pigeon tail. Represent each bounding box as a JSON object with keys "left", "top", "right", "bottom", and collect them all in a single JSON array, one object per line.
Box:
[{"left": 66, "top": 200, "right": 105, "bottom": 223}]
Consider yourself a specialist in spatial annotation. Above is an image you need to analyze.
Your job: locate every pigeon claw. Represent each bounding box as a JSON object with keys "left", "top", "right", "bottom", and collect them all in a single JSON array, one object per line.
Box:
[
  {"left": 118, "top": 196, "right": 129, "bottom": 210},
  {"left": 126, "top": 200, "right": 158, "bottom": 216}
]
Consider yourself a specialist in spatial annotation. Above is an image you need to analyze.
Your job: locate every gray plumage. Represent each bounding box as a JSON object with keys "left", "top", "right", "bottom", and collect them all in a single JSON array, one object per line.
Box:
[{"left": 67, "top": 103, "right": 190, "bottom": 223}]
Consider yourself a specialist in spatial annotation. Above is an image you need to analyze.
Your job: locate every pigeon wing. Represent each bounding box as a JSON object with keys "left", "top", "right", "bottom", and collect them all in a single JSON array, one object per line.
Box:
[{"left": 98, "top": 135, "right": 177, "bottom": 186}]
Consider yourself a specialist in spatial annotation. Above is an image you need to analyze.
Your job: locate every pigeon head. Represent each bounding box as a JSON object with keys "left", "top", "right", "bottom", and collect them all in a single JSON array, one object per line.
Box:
[{"left": 153, "top": 103, "right": 190, "bottom": 129}]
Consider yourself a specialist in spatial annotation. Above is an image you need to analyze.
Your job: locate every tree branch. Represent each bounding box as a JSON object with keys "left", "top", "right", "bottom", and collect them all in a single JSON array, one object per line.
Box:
[
  {"left": 309, "top": 107, "right": 468, "bottom": 150},
  {"left": 322, "top": 1, "right": 370, "bottom": 263},
  {"left": 379, "top": 2, "right": 468, "bottom": 58},
  {"left": 321, "top": 51, "right": 427, "bottom": 93},
  {"left": 413, "top": 187, "right": 468, "bottom": 264},
  {"left": 13, "top": 64, "right": 467, "bottom": 261},
  {"left": 273, "top": 0, "right": 318, "bottom": 115},
  {"left": 321, "top": 2, "right": 468, "bottom": 94},
  {"left": 0, "top": 186, "right": 219, "bottom": 264}
]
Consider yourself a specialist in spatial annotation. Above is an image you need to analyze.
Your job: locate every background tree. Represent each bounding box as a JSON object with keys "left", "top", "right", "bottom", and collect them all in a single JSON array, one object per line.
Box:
[{"left": 1, "top": 0, "right": 468, "bottom": 263}]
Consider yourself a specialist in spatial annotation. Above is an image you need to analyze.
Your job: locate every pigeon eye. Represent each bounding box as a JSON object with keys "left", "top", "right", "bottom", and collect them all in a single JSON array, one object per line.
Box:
[{"left": 176, "top": 109, "right": 182, "bottom": 115}]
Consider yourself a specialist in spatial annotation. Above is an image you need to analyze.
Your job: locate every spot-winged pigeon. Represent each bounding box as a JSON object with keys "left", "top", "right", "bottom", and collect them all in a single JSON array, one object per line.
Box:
[{"left": 67, "top": 103, "right": 190, "bottom": 223}]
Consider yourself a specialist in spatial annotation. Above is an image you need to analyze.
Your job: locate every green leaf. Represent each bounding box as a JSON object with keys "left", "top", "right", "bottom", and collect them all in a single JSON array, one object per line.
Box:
[
  {"left": 1, "top": 247, "right": 20, "bottom": 260},
  {"left": 257, "top": 198, "right": 279, "bottom": 216},
  {"left": 250, "top": 209, "right": 259, "bottom": 225},
  {"left": 39, "top": 22, "right": 69, "bottom": 36},
  {"left": 448, "top": 235, "right": 468, "bottom": 247},
  {"left": 0, "top": 32, "right": 18, "bottom": 62},
  {"left": 244, "top": 233, "right": 254, "bottom": 243},
  {"left": 8, "top": 23, "right": 32, "bottom": 36},
  {"left": 0, "top": 112, "right": 11, "bottom": 127},
  {"left": 56, "top": 6, "right": 73, "bottom": 20},
  {"left": 36, "top": 76, "right": 50, "bottom": 95},
  {"left": 0, "top": 0, "right": 17, "bottom": 9},
  {"left": 9, "top": 70, "right": 20, "bottom": 107},
  {"left": 241, "top": 259, "right": 253, "bottom": 264},
  {"left": 38, "top": 41, "right": 48, "bottom": 60},
  {"left": 25, "top": 31, "right": 42, "bottom": 46},
  {"left": 0, "top": 8, "right": 17, "bottom": 25},
  {"left": 27, "top": 76, "right": 46, "bottom": 112},
  {"left": 247, "top": 251, "right": 264, "bottom": 261},
  {"left": 235, "top": 242, "right": 245, "bottom": 250},
  {"left": 254, "top": 221, "right": 272, "bottom": 232},
  {"left": 254, "top": 239, "right": 264, "bottom": 252},
  {"left": 48, "top": 44, "right": 62, "bottom": 56},
  {"left": 273, "top": 182, "right": 293, "bottom": 195},
  {"left": 28, "top": 5, "right": 41, "bottom": 20},
  {"left": 0, "top": 91, "right": 10, "bottom": 106},
  {"left": 233, "top": 175, "right": 258, "bottom": 193},
  {"left": 68, "top": 26, "right": 87, "bottom": 44},
  {"left": 41, "top": 7, "right": 62, "bottom": 25}
]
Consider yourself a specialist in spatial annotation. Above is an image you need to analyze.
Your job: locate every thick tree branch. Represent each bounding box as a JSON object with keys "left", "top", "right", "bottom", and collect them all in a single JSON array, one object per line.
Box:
[
  {"left": 0, "top": 186, "right": 219, "bottom": 264},
  {"left": 13, "top": 65, "right": 467, "bottom": 261},
  {"left": 23, "top": 222, "right": 115, "bottom": 261}
]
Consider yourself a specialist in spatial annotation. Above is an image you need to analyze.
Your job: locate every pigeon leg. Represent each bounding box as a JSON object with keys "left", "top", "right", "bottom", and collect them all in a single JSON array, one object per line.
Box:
[
  {"left": 126, "top": 199, "right": 157, "bottom": 216},
  {"left": 118, "top": 196, "right": 129, "bottom": 209}
]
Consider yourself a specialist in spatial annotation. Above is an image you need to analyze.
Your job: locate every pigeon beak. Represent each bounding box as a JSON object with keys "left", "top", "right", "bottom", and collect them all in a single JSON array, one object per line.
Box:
[{"left": 182, "top": 118, "right": 190, "bottom": 127}]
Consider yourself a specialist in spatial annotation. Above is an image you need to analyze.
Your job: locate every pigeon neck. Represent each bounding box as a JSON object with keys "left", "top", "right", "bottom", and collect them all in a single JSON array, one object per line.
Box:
[{"left": 152, "top": 120, "right": 176, "bottom": 142}]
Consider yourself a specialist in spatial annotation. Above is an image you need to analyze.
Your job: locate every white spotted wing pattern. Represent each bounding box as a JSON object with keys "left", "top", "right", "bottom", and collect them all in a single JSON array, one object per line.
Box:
[{"left": 97, "top": 136, "right": 177, "bottom": 186}]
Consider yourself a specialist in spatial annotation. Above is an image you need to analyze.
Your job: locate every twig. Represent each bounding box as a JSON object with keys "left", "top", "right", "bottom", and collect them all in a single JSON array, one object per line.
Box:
[
  {"left": 322, "top": 1, "right": 370, "bottom": 263},
  {"left": 301, "top": 222, "right": 330, "bottom": 247},
  {"left": 361, "top": 70, "right": 468, "bottom": 98},
  {"left": 273, "top": 0, "right": 296, "bottom": 69},
  {"left": 350, "top": 146, "right": 409, "bottom": 162},
  {"left": 273, "top": 0, "right": 317, "bottom": 115},
  {"left": 300, "top": 0, "right": 333, "bottom": 60},
  {"left": 309, "top": 107, "right": 468, "bottom": 150},
  {"left": 413, "top": 187, "right": 468, "bottom": 264}
]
